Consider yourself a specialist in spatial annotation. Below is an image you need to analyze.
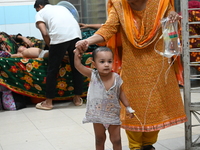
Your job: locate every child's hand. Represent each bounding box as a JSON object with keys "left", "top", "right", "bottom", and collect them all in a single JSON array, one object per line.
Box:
[
  {"left": 126, "top": 112, "right": 135, "bottom": 118},
  {"left": 129, "top": 113, "right": 135, "bottom": 118},
  {"left": 74, "top": 49, "right": 82, "bottom": 58},
  {"left": 75, "top": 40, "right": 89, "bottom": 54},
  {"left": 126, "top": 107, "right": 135, "bottom": 118}
]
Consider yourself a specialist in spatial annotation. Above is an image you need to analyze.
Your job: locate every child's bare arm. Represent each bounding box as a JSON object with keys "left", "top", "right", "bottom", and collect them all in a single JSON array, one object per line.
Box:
[
  {"left": 119, "top": 87, "right": 135, "bottom": 117},
  {"left": 74, "top": 49, "right": 92, "bottom": 78},
  {"left": 119, "top": 88, "right": 130, "bottom": 107}
]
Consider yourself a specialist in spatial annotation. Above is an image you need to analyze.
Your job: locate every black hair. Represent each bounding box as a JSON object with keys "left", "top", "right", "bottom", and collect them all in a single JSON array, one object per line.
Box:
[
  {"left": 92, "top": 46, "right": 113, "bottom": 61},
  {"left": 34, "top": 0, "right": 50, "bottom": 9}
]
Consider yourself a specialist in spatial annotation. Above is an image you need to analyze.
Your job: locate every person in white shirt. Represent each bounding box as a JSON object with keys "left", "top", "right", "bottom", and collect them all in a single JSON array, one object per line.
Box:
[{"left": 34, "top": 0, "right": 83, "bottom": 110}]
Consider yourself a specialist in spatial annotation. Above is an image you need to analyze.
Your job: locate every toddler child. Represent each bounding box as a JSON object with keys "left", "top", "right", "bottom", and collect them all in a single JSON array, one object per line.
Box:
[{"left": 74, "top": 46, "right": 135, "bottom": 150}]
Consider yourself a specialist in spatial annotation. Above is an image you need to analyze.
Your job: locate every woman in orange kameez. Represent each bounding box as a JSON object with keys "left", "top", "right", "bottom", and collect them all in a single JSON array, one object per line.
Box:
[{"left": 76, "top": 0, "right": 187, "bottom": 150}]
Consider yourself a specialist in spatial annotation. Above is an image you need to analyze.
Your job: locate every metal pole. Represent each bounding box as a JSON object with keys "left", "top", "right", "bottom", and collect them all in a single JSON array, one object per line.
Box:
[{"left": 181, "top": 0, "right": 192, "bottom": 149}]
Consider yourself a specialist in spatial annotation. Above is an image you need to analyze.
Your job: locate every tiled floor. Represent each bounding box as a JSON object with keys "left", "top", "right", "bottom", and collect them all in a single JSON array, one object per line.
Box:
[{"left": 0, "top": 90, "right": 200, "bottom": 150}]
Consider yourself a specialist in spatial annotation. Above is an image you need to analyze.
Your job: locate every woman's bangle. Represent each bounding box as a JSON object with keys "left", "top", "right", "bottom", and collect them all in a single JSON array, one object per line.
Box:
[{"left": 126, "top": 107, "right": 135, "bottom": 113}]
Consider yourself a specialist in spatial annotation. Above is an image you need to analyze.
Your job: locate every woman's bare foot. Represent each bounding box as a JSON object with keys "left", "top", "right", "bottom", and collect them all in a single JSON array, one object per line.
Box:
[{"left": 73, "top": 95, "right": 83, "bottom": 106}]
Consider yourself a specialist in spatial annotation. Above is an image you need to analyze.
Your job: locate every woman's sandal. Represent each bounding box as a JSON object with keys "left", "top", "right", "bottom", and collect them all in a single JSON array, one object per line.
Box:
[
  {"left": 73, "top": 97, "right": 83, "bottom": 106},
  {"left": 35, "top": 101, "right": 53, "bottom": 110}
]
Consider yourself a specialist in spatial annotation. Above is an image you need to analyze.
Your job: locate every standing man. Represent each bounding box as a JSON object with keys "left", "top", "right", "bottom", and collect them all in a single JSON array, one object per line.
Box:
[{"left": 34, "top": 0, "right": 83, "bottom": 110}]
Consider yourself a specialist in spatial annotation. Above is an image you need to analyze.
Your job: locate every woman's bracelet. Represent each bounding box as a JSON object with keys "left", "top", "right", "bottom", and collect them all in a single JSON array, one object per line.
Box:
[{"left": 126, "top": 106, "right": 135, "bottom": 113}]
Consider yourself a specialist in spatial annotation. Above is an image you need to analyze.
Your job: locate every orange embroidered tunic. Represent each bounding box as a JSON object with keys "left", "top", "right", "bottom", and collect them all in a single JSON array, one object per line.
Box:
[{"left": 96, "top": 0, "right": 187, "bottom": 132}]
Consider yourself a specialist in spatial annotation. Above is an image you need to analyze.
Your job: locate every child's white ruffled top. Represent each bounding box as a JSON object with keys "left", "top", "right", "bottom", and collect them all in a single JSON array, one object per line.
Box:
[{"left": 83, "top": 69, "right": 123, "bottom": 125}]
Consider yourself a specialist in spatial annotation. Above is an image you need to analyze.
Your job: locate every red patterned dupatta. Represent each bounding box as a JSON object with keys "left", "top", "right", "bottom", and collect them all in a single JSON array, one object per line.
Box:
[{"left": 106, "top": 0, "right": 174, "bottom": 73}]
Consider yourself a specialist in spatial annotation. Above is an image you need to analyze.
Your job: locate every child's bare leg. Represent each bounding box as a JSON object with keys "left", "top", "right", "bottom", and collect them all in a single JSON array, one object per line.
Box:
[
  {"left": 108, "top": 125, "right": 122, "bottom": 150},
  {"left": 22, "top": 47, "right": 42, "bottom": 58},
  {"left": 93, "top": 123, "right": 106, "bottom": 150}
]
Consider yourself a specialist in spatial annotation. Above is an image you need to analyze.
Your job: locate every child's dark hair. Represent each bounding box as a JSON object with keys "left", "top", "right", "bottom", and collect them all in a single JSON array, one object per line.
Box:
[
  {"left": 92, "top": 47, "right": 113, "bottom": 61},
  {"left": 34, "top": 0, "right": 50, "bottom": 9}
]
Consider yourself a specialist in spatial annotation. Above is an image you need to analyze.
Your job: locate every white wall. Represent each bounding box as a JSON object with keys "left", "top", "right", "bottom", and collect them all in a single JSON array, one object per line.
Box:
[
  {"left": 0, "top": 0, "right": 108, "bottom": 39},
  {"left": 0, "top": 0, "right": 42, "bottom": 39}
]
